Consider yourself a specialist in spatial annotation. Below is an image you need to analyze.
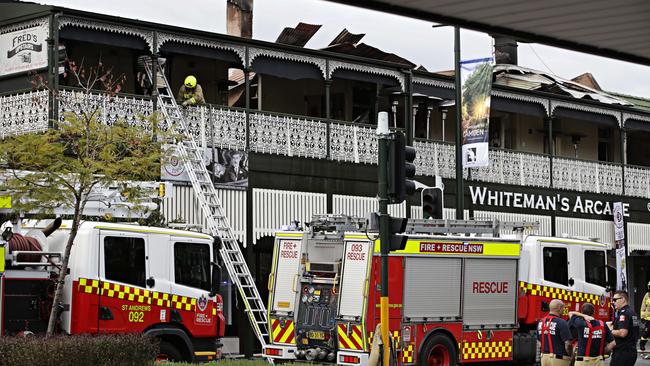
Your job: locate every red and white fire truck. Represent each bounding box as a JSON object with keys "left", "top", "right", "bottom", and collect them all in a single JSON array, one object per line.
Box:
[
  {"left": 263, "top": 215, "right": 612, "bottom": 365},
  {"left": 0, "top": 217, "right": 225, "bottom": 363}
]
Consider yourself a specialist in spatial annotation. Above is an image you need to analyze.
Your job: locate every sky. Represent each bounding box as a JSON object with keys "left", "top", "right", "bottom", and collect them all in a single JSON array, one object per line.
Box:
[{"left": 27, "top": 0, "right": 650, "bottom": 99}]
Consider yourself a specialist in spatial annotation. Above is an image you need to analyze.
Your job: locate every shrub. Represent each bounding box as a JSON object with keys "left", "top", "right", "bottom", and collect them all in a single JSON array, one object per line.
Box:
[{"left": 0, "top": 333, "right": 158, "bottom": 366}]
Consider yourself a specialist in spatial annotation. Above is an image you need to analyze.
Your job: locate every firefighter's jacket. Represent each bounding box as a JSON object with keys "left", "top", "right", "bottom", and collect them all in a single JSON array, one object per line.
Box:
[
  {"left": 176, "top": 84, "right": 205, "bottom": 106},
  {"left": 641, "top": 292, "right": 650, "bottom": 321}
]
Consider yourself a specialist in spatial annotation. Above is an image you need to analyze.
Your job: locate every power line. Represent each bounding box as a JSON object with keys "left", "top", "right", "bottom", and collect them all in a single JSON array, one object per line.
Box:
[{"left": 528, "top": 44, "right": 555, "bottom": 75}]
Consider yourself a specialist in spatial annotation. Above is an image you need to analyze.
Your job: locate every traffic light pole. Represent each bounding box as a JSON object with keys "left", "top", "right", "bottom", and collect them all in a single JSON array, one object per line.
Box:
[
  {"left": 378, "top": 132, "right": 391, "bottom": 366},
  {"left": 454, "top": 26, "right": 464, "bottom": 220}
]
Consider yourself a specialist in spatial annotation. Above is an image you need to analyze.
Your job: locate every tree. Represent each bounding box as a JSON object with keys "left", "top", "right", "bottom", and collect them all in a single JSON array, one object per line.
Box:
[{"left": 0, "top": 58, "right": 168, "bottom": 336}]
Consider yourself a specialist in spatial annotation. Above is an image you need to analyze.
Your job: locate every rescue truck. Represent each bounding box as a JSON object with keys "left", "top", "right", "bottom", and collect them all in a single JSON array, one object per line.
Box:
[
  {"left": 0, "top": 183, "right": 225, "bottom": 363},
  {"left": 263, "top": 215, "right": 613, "bottom": 365}
]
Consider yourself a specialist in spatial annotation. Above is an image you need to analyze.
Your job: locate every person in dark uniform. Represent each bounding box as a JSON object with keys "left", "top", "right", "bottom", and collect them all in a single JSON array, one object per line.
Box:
[
  {"left": 538, "top": 299, "right": 573, "bottom": 366},
  {"left": 568, "top": 302, "right": 616, "bottom": 366},
  {"left": 609, "top": 290, "right": 640, "bottom": 366}
]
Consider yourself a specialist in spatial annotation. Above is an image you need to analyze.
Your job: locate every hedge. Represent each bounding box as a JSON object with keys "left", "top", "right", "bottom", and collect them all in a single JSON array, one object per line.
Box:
[{"left": 0, "top": 333, "right": 158, "bottom": 366}]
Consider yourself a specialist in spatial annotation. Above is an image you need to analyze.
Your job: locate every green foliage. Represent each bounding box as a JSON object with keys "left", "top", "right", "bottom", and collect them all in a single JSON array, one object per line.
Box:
[
  {"left": 0, "top": 112, "right": 165, "bottom": 216},
  {"left": 0, "top": 334, "right": 158, "bottom": 366}
]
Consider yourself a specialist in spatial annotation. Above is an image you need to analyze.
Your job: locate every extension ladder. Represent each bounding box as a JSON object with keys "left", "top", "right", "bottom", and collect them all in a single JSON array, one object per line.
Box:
[{"left": 144, "top": 61, "right": 270, "bottom": 352}]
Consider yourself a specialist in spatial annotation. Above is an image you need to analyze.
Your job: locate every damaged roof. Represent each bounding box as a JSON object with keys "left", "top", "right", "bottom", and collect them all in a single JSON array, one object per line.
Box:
[
  {"left": 493, "top": 64, "right": 632, "bottom": 106},
  {"left": 275, "top": 22, "right": 322, "bottom": 47}
]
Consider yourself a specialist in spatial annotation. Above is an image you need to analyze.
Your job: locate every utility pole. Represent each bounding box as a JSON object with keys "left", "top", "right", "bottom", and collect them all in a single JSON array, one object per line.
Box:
[
  {"left": 454, "top": 26, "right": 464, "bottom": 220},
  {"left": 376, "top": 112, "right": 391, "bottom": 366}
]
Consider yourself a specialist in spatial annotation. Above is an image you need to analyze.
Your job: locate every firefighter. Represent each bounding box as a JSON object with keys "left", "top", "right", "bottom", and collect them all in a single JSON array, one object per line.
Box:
[
  {"left": 177, "top": 75, "right": 205, "bottom": 106},
  {"left": 568, "top": 303, "right": 615, "bottom": 366},
  {"left": 640, "top": 281, "right": 650, "bottom": 351},
  {"left": 538, "top": 299, "right": 573, "bottom": 366},
  {"left": 609, "top": 290, "right": 640, "bottom": 366}
]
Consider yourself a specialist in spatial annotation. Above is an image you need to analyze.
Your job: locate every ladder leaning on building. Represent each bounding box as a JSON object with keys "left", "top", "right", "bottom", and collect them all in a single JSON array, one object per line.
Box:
[{"left": 144, "top": 62, "right": 270, "bottom": 351}]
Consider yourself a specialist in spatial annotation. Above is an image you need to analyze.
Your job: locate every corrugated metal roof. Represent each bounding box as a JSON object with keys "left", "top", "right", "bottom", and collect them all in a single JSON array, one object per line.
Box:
[
  {"left": 275, "top": 22, "right": 322, "bottom": 47},
  {"left": 326, "top": 0, "right": 650, "bottom": 66},
  {"left": 493, "top": 64, "right": 632, "bottom": 106},
  {"left": 322, "top": 42, "right": 416, "bottom": 67},
  {"left": 328, "top": 29, "right": 365, "bottom": 47}
]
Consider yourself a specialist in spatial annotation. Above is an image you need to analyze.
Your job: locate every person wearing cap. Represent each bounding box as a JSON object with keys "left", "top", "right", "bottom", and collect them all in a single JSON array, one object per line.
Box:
[
  {"left": 538, "top": 299, "right": 573, "bottom": 366},
  {"left": 177, "top": 75, "right": 205, "bottom": 106},
  {"left": 609, "top": 290, "right": 640, "bottom": 365},
  {"left": 568, "top": 303, "right": 616, "bottom": 366},
  {"left": 640, "top": 281, "right": 650, "bottom": 352}
]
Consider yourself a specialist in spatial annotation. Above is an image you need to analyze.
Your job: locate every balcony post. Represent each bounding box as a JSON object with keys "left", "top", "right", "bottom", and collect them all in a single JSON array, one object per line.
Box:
[
  {"left": 244, "top": 48, "right": 250, "bottom": 151},
  {"left": 48, "top": 13, "right": 60, "bottom": 127},
  {"left": 325, "top": 64, "right": 331, "bottom": 159},
  {"left": 545, "top": 114, "right": 556, "bottom": 236},
  {"left": 404, "top": 70, "right": 413, "bottom": 146},
  {"left": 152, "top": 32, "right": 159, "bottom": 114},
  {"left": 620, "top": 122, "right": 627, "bottom": 196}
]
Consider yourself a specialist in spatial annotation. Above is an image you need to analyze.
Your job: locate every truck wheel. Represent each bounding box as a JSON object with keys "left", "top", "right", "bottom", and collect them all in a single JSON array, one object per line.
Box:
[
  {"left": 420, "top": 334, "right": 457, "bottom": 366},
  {"left": 156, "top": 341, "right": 184, "bottom": 363}
]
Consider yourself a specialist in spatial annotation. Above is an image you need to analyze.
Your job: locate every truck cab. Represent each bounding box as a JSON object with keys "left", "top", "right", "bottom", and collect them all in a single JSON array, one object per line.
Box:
[
  {"left": 518, "top": 235, "right": 611, "bottom": 326},
  {"left": 1, "top": 220, "right": 225, "bottom": 363}
]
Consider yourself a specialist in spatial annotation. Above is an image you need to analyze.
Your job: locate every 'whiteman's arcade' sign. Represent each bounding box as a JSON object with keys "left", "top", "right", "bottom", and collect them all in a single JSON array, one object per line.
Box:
[{"left": 469, "top": 185, "right": 631, "bottom": 217}]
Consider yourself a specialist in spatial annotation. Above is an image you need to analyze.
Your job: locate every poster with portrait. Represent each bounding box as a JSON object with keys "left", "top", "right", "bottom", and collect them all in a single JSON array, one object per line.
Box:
[
  {"left": 460, "top": 57, "right": 494, "bottom": 168},
  {"left": 161, "top": 145, "right": 248, "bottom": 189},
  {"left": 0, "top": 23, "right": 49, "bottom": 77}
]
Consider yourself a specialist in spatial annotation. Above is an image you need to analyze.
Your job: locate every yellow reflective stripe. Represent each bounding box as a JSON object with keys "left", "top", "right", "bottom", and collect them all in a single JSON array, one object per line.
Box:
[
  {"left": 0, "top": 246, "right": 4, "bottom": 272},
  {"left": 462, "top": 340, "right": 512, "bottom": 360},
  {"left": 194, "top": 351, "right": 216, "bottom": 356},
  {"left": 278, "top": 321, "right": 295, "bottom": 344},
  {"left": 373, "top": 240, "right": 520, "bottom": 257},
  {"left": 94, "top": 225, "right": 211, "bottom": 239},
  {"left": 0, "top": 195, "right": 11, "bottom": 209},
  {"left": 345, "top": 234, "right": 369, "bottom": 240},
  {"left": 275, "top": 232, "right": 303, "bottom": 238}
]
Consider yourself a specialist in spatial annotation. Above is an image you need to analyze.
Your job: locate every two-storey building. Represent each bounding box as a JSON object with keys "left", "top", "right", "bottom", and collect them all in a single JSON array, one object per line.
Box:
[{"left": 2, "top": 3, "right": 650, "bottom": 352}]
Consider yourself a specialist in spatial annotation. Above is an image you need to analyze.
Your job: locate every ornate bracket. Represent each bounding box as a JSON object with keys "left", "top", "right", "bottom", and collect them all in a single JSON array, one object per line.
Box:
[
  {"left": 550, "top": 100, "right": 622, "bottom": 126},
  {"left": 248, "top": 47, "right": 326, "bottom": 79},
  {"left": 329, "top": 60, "right": 404, "bottom": 91},
  {"left": 412, "top": 76, "right": 453, "bottom": 90},
  {"left": 623, "top": 112, "right": 650, "bottom": 126},
  {"left": 0, "top": 16, "right": 49, "bottom": 34},
  {"left": 492, "top": 89, "right": 550, "bottom": 115},
  {"left": 58, "top": 16, "right": 154, "bottom": 53},
  {"left": 157, "top": 32, "right": 245, "bottom": 64}
]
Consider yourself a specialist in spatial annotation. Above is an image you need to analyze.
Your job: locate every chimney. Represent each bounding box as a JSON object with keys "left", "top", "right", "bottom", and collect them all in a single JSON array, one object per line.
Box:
[
  {"left": 227, "top": 0, "right": 253, "bottom": 39},
  {"left": 493, "top": 35, "right": 518, "bottom": 65}
]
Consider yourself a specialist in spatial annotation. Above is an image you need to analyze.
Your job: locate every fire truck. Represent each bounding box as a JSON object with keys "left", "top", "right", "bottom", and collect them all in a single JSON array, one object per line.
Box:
[
  {"left": 263, "top": 215, "right": 613, "bottom": 365},
  {"left": 0, "top": 183, "right": 225, "bottom": 363}
]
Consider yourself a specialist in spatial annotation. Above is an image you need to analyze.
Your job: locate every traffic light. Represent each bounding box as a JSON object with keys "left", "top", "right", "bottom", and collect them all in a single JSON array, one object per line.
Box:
[
  {"left": 422, "top": 187, "right": 443, "bottom": 219},
  {"left": 388, "top": 216, "right": 408, "bottom": 251},
  {"left": 387, "top": 132, "right": 416, "bottom": 204}
]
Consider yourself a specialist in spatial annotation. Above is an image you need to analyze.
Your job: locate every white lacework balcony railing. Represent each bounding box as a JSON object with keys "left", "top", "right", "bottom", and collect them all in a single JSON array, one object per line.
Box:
[
  {"left": 249, "top": 111, "right": 327, "bottom": 159},
  {"left": 58, "top": 88, "right": 153, "bottom": 132},
  {"left": 0, "top": 90, "right": 49, "bottom": 138},
  {"left": 471, "top": 149, "right": 551, "bottom": 188},
  {"left": 179, "top": 105, "right": 246, "bottom": 150},
  {"left": 413, "top": 140, "right": 457, "bottom": 179},
  {"left": 553, "top": 157, "right": 623, "bottom": 195},
  {"left": 330, "top": 122, "right": 378, "bottom": 164},
  {"left": 624, "top": 165, "right": 650, "bottom": 198}
]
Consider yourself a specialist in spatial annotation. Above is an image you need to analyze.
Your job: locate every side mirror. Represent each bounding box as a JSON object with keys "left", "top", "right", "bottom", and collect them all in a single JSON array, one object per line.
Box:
[
  {"left": 209, "top": 261, "right": 222, "bottom": 298},
  {"left": 606, "top": 265, "right": 617, "bottom": 290}
]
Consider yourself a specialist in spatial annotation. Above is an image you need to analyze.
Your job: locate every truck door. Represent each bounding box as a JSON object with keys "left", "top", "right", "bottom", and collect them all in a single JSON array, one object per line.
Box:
[
  {"left": 98, "top": 230, "right": 150, "bottom": 333},
  {"left": 169, "top": 237, "right": 214, "bottom": 338},
  {"left": 268, "top": 233, "right": 304, "bottom": 345},
  {"left": 538, "top": 240, "right": 577, "bottom": 315},
  {"left": 336, "top": 236, "right": 373, "bottom": 352}
]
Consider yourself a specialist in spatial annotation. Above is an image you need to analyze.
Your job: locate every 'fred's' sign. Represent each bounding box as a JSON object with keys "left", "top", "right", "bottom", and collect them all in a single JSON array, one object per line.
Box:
[{"left": 1, "top": 22, "right": 48, "bottom": 77}]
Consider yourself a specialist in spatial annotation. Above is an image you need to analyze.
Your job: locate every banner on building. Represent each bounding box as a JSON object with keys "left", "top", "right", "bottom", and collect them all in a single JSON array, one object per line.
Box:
[
  {"left": 460, "top": 57, "right": 494, "bottom": 168},
  {"left": 613, "top": 201, "right": 627, "bottom": 291},
  {"left": 161, "top": 145, "right": 248, "bottom": 189},
  {"left": 0, "top": 22, "right": 49, "bottom": 77}
]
